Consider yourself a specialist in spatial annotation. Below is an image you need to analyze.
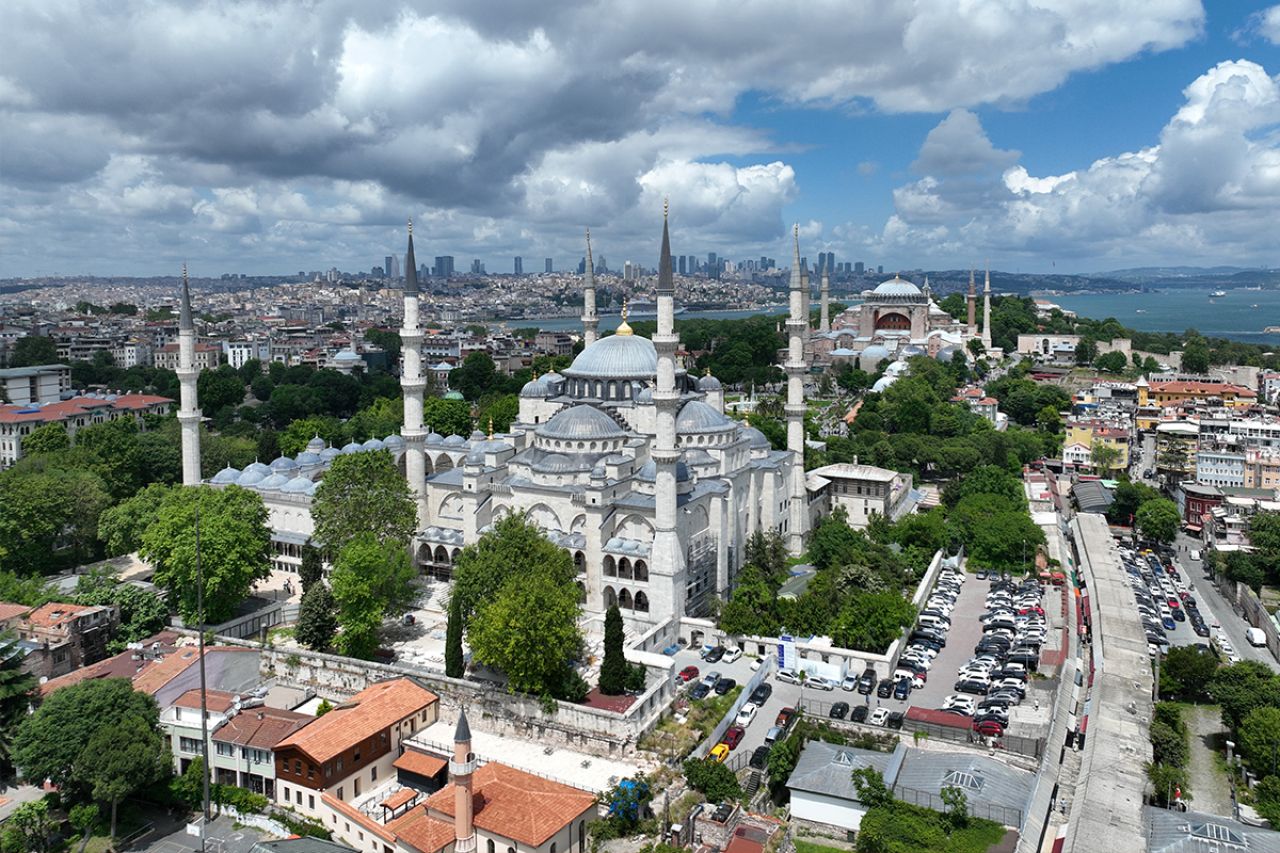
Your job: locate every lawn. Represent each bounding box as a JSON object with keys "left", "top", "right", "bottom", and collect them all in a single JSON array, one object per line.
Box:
[{"left": 795, "top": 839, "right": 852, "bottom": 853}]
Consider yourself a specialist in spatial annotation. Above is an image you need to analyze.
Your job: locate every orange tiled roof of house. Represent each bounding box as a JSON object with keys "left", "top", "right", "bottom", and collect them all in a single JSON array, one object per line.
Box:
[
  {"left": 213, "top": 706, "right": 312, "bottom": 749},
  {"left": 22, "top": 602, "right": 97, "bottom": 629},
  {"left": 276, "top": 678, "right": 437, "bottom": 763},
  {"left": 131, "top": 646, "right": 204, "bottom": 694},
  {"left": 1151, "top": 379, "right": 1256, "bottom": 397},
  {"left": 324, "top": 793, "right": 399, "bottom": 846},
  {"left": 172, "top": 689, "right": 239, "bottom": 713},
  {"left": 40, "top": 631, "right": 185, "bottom": 695},
  {"left": 425, "top": 762, "right": 596, "bottom": 847},
  {"left": 0, "top": 394, "right": 171, "bottom": 424},
  {"left": 0, "top": 601, "right": 31, "bottom": 622},
  {"left": 394, "top": 750, "right": 448, "bottom": 778},
  {"left": 387, "top": 803, "right": 453, "bottom": 853}
]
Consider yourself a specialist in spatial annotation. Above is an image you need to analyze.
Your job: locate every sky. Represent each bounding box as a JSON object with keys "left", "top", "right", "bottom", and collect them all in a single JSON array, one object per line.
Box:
[{"left": 4, "top": 1, "right": 1280, "bottom": 278}]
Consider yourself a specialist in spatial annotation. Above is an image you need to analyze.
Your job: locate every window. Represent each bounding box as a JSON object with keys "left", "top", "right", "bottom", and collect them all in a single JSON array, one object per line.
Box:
[
  {"left": 295, "top": 789, "right": 302, "bottom": 805},
  {"left": 309, "top": 795, "right": 315, "bottom": 810},
  {"left": 371, "top": 766, "right": 377, "bottom": 781},
  {"left": 179, "top": 737, "right": 202, "bottom": 754},
  {"left": 216, "top": 743, "right": 235, "bottom": 757},
  {"left": 552, "top": 844, "right": 557, "bottom": 853},
  {"left": 294, "top": 760, "right": 302, "bottom": 775},
  {"left": 488, "top": 842, "right": 495, "bottom": 853}
]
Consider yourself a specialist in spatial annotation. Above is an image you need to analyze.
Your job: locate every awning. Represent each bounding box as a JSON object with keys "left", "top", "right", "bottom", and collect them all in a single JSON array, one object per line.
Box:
[
  {"left": 394, "top": 750, "right": 447, "bottom": 778},
  {"left": 1183, "top": 523, "right": 1203, "bottom": 532}
]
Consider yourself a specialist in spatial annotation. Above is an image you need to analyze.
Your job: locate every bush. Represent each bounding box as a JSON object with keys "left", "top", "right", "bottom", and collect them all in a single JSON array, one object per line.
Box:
[{"left": 682, "top": 757, "right": 741, "bottom": 803}]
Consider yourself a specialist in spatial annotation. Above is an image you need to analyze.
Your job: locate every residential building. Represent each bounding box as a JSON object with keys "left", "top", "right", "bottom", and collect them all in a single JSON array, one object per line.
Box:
[
  {"left": 14, "top": 602, "right": 119, "bottom": 679},
  {"left": 225, "top": 340, "right": 272, "bottom": 370},
  {"left": 1139, "top": 378, "right": 1257, "bottom": 409},
  {"left": 154, "top": 342, "right": 222, "bottom": 371},
  {"left": 1179, "top": 483, "right": 1224, "bottom": 538},
  {"left": 1065, "top": 421, "right": 1130, "bottom": 471},
  {"left": 273, "top": 678, "right": 440, "bottom": 823},
  {"left": 1016, "top": 334, "right": 1130, "bottom": 360},
  {"left": 808, "top": 463, "right": 915, "bottom": 528},
  {"left": 0, "top": 392, "right": 172, "bottom": 468},
  {"left": 1245, "top": 448, "right": 1280, "bottom": 489},
  {"left": 1195, "top": 447, "right": 1246, "bottom": 489},
  {"left": 1155, "top": 421, "right": 1199, "bottom": 481},
  {"left": 0, "top": 364, "right": 71, "bottom": 405}
]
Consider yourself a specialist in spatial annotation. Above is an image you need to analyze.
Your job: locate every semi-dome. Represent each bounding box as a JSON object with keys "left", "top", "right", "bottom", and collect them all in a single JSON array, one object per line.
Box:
[
  {"left": 870, "top": 276, "right": 923, "bottom": 297},
  {"left": 635, "top": 386, "right": 654, "bottom": 404},
  {"left": 341, "top": 441, "right": 363, "bottom": 454},
  {"left": 211, "top": 466, "right": 240, "bottom": 485},
  {"left": 361, "top": 437, "right": 385, "bottom": 451},
  {"left": 270, "top": 456, "right": 299, "bottom": 472},
  {"left": 281, "top": 476, "right": 313, "bottom": 494},
  {"left": 901, "top": 345, "right": 927, "bottom": 357},
  {"left": 676, "top": 400, "right": 735, "bottom": 434},
  {"left": 236, "top": 468, "right": 267, "bottom": 487},
  {"left": 532, "top": 453, "right": 583, "bottom": 473},
  {"left": 935, "top": 345, "right": 961, "bottom": 362},
  {"left": 258, "top": 473, "right": 291, "bottom": 490},
  {"left": 537, "top": 405, "right": 626, "bottom": 441},
  {"left": 698, "top": 373, "right": 723, "bottom": 391},
  {"left": 383, "top": 434, "right": 404, "bottom": 450},
  {"left": 305, "top": 435, "right": 325, "bottom": 453},
  {"left": 319, "top": 447, "right": 341, "bottom": 461},
  {"left": 244, "top": 461, "right": 272, "bottom": 477},
  {"left": 685, "top": 448, "right": 715, "bottom": 466},
  {"left": 741, "top": 425, "right": 772, "bottom": 449},
  {"left": 859, "top": 344, "right": 891, "bottom": 364},
  {"left": 295, "top": 451, "right": 322, "bottom": 465},
  {"left": 564, "top": 334, "right": 657, "bottom": 379}
]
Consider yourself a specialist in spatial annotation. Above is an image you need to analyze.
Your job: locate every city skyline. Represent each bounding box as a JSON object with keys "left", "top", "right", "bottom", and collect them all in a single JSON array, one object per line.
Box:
[{"left": 5, "top": 2, "right": 1280, "bottom": 277}]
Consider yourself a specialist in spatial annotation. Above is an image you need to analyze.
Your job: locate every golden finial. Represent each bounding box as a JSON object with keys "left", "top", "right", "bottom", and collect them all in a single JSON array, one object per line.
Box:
[
  {"left": 742, "top": 416, "right": 750, "bottom": 427},
  {"left": 488, "top": 417, "right": 494, "bottom": 439},
  {"left": 182, "top": 262, "right": 188, "bottom": 283},
  {"left": 616, "top": 299, "right": 633, "bottom": 336},
  {"left": 663, "top": 197, "right": 669, "bottom": 220},
  {"left": 704, "top": 366, "right": 711, "bottom": 377},
  {"left": 407, "top": 217, "right": 413, "bottom": 235}
]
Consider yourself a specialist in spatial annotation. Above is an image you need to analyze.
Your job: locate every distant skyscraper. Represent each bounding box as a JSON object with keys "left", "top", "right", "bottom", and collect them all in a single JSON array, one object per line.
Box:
[
  {"left": 514, "top": 256, "right": 523, "bottom": 275},
  {"left": 434, "top": 256, "right": 455, "bottom": 278},
  {"left": 823, "top": 252, "right": 835, "bottom": 273},
  {"left": 597, "top": 255, "right": 607, "bottom": 274},
  {"left": 577, "top": 257, "right": 586, "bottom": 275},
  {"left": 470, "top": 259, "right": 485, "bottom": 275},
  {"left": 855, "top": 261, "right": 864, "bottom": 274},
  {"left": 545, "top": 257, "right": 553, "bottom": 273},
  {"left": 677, "top": 255, "right": 686, "bottom": 275},
  {"left": 384, "top": 255, "right": 395, "bottom": 279},
  {"left": 707, "top": 252, "right": 718, "bottom": 280},
  {"left": 623, "top": 261, "right": 633, "bottom": 281}
]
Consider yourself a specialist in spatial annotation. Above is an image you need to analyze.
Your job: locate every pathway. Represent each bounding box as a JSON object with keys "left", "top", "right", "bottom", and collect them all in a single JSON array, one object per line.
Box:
[{"left": 1186, "top": 704, "right": 1234, "bottom": 818}]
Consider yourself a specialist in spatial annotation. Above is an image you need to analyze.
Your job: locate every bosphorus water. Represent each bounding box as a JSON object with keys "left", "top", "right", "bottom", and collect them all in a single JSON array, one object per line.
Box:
[{"left": 1052, "top": 288, "right": 1280, "bottom": 344}]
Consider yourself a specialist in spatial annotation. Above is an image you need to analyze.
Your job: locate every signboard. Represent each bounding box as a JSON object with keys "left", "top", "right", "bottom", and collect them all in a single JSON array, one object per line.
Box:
[{"left": 777, "top": 635, "right": 796, "bottom": 670}]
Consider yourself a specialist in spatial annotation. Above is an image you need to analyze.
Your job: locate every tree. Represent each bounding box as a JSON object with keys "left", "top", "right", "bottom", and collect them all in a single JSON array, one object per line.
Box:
[
  {"left": 9, "top": 336, "right": 58, "bottom": 368},
  {"left": 468, "top": 570, "right": 582, "bottom": 697},
  {"left": 73, "top": 573, "right": 168, "bottom": 652},
  {"left": 682, "top": 757, "right": 741, "bottom": 802},
  {"left": 311, "top": 450, "right": 415, "bottom": 553},
  {"left": 1242, "top": 707, "right": 1280, "bottom": 778},
  {"left": 743, "top": 530, "right": 788, "bottom": 589},
  {"left": 1035, "top": 405, "right": 1062, "bottom": 434},
  {"left": 1074, "top": 338, "right": 1098, "bottom": 366},
  {"left": 279, "top": 416, "right": 345, "bottom": 456},
  {"left": 22, "top": 423, "right": 70, "bottom": 455},
  {"left": 850, "top": 767, "right": 893, "bottom": 808},
  {"left": 1107, "top": 480, "right": 1160, "bottom": 526},
  {"left": 1210, "top": 661, "right": 1280, "bottom": 731},
  {"left": 1182, "top": 337, "right": 1210, "bottom": 374},
  {"left": 197, "top": 366, "right": 246, "bottom": 415},
  {"left": 943, "top": 465, "right": 1025, "bottom": 508},
  {"left": 298, "top": 543, "right": 324, "bottom": 591},
  {"left": 82, "top": 713, "right": 168, "bottom": 839},
  {"left": 444, "top": 593, "right": 465, "bottom": 678},
  {"left": 69, "top": 803, "right": 99, "bottom": 853},
  {"left": 939, "top": 785, "right": 969, "bottom": 830},
  {"left": 1090, "top": 442, "right": 1122, "bottom": 472},
  {"left": 947, "top": 493, "right": 1044, "bottom": 570},
  {"left": 807, "top": 506, "right": 864, "bottom": 571},
  {"left": 1249, "top": 513, "right": 1280, "bottom": 563},
  {"left": 75, "top": 418, "right": 147, "bottom": 498},
  {"left": 1093, "top": 351, "right": 1129, "bottom": 374},
  {"left": 476, "top": 394, "right": 519, "bottom": 433},
  {"left": 450, "top": 352, "right": 500, "bottom": 401},
  {"left": 295, "top": 583, "right": 337, "bottom": 652},
  {"left": 422, "top": 396, "right": 473, "bottom": 437},
  {"left": 0, "top": 632, "right": 35, "bottom": 774},
  {"left": 98, "top": 482, "right": 171, "bottom": 556},
  {"left": 832, "top": 592, "right": 917, "bottom": 653},
  {"left": 0, "top": 464, "right": 112, "bottom": 572},
  {"left": 139, "top": 485, "right": 271, "bottom": 624},
  {"left": 329, "top": 533, "right": 416, "bottom": 659},
  {"left": 451, "top": 512, "right": 575, "bottom": 621},
  {"left": 599, "top": 604, "right": 628, "bottom": 695},
  {"left": 718, "top": 567, "right": 780, "bottom": 637},
  {"left": 1137, "top": 498, "right": 1180, "bottom": 544},
  {"left": 1255, "top": 775, "right": 1280, "bottom": 825},
  {"left": 13, "top": 678, "right": 160, "bottom": 794},
  {"left": 5, "top": 800, "right": 55, "bottom": 853},
  {"left": 1159, "top": 645, "right": 1218, "bottom": 700}
]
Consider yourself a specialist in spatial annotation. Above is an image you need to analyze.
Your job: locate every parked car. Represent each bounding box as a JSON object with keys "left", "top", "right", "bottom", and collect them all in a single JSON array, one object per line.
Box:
[
  {"left": 857, "top": 668, "right": 877, "bottom": 694},
  {"left": 776, "top": 668, "right": 800, "bottom": 685},
  {"left": 678, "top": 665, "right": 699, "bottom": 682},
  {"left": 735, "top": 703, "right": 758, "bottom": 727},
  {"left": 701, "top": 670, "right": 721, "bottom": 688},
  {"left": 704, "top": 646, "right": 726, "bottom": 664},
  {"left": 714, "top": 677, "right": 737, "bottom": 696},
  {"left": 869, "top": 708, "right": 891, "bottom": 727},
  {"left": 749, "top": 745, "right": 770, "bottom": 769},
  {"left": 829, "top": 701, "right": 850, "bottom": 720},
  {"left": 763, "top": 726, "right": 783, "bottom": 746},
  {"left": 709, "top": 743, "right": 730, "bottom": 763},
  {"left": 721, "top": 725, "right": 745, "bottom": 749},
  {"left": 749, "top": 683, "right": 773, "bottom": 705},
  {"left": 722, "top": 647, "right": 743, "bottom": 663},
  {"left": 973, "top": 719, "right": 1005, "bottom": 737},
  {"left": 842, "top": 674, "right": 860, "bottom": 691},
  {"left": 851, "top": 705, "right": 869, "bottom": 723},
  {"left": 689, "top": 682, "right": 711, "bottom": 700},
  {"left": 893, "top": 678, "right": 912, "bottom": 700},
  {"left": 876, "top": 678, "right": 895, "bottom": 698},
  {"left": 887, "top": 711, "right": 905, "bottom": 730},
  {"left": 807, "top": 676, "right": 836, "bottom": 691},
  {"left": 775, "top": 707, "right": 797, "bottom": 729}
]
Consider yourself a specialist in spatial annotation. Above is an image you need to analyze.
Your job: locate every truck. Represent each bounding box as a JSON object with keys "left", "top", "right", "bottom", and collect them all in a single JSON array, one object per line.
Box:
[{"left": 1247, "top": 627, "right": 1268, "bottom": 648}]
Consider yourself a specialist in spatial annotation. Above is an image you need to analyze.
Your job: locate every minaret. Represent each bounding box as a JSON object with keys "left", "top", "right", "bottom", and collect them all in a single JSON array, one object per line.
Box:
[
  {"left": 801, "top": 260, "right": 811, "bottom": 333},
  {"left": 581, "top": 229, "right": 599, "bottom": 347},
  {"left": 785, "top": 227, "right": 808, "bottom": 554},
  {"left": 177, "top": 264, "right": 202, "bottom": 486},
  {"left": 650, "top": 201, "right": 688, "bottom": 620},
  {"left": 819, "top": 259, "right": 831, "bottom": 334},
  {"left": 450, "top": 711, "right": 476, "bottom": 853},
  {"left": 966, "top": 268, "right": 977, "bottom": 338},
  {"left": 981, "top": 265, "right": 993, "bottom": 350},
  {"left": 400, "top": 220, "right": 429, "bottom": 530}
]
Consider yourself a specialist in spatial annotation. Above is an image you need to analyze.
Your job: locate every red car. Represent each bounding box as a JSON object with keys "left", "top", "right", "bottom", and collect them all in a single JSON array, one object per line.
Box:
[
  {"left": 678, "top": 665, "right": 700, "bottom": 683},
  {"left": 775, "top": 707, "right": 797, "bottom": 729},
  {"left": 973, "top": 719, "right": 1005, "bottom": 737},
  {"left": 721, "top": 725, "right": 745, "bottom": 750}
]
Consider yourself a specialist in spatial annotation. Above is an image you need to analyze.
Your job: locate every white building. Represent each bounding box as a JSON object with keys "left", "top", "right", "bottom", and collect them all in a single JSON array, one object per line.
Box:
[
  {"left": 0, "top": 364, "right": 70, "bottom": 405},
  {"left": 224, "top": 340, "right": 272, "bottom": 371},
  {"left": 807, "top": 463, "right": 915, "bottom": 528}
]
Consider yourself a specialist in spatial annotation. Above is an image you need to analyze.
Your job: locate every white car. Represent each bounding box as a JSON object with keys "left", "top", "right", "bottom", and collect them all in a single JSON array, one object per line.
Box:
[
  {"left": 776, "top": 668, "right": 800, "bottom": 684},
  {"left": 735, "top": 703, "right": 759, "bottom": 727},
  {"left": 869, "top": 708, "right": 891, "bottom": 726},
  {"left": 942, "top": 695, "right": 977, "bottom": 714},
  {"left": 722, "top": 647, "right": 743, "bottom": 664},
  {"left": 749, "top": 657, "right": 764, "bottom": 671}
]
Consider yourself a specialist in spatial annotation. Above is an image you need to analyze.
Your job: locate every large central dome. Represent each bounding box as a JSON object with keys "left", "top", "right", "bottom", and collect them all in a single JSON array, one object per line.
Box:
[
  {"left": 536, "top": 405, "right": 627, "bottom": 441},
  {"left": 871, "top": 276, "right": 923, "bottom": 298},
  {"left": 564, "top": 334, "right": 657, "bottom": 379}
]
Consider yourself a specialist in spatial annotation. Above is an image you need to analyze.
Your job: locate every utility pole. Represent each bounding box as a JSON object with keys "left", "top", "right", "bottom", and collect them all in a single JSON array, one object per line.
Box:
[{"left": 196, "top": 496, "right": 211, "bottom": 849}]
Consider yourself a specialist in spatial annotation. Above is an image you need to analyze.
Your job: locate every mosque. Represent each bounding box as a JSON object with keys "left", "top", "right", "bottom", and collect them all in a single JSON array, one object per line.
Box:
[{"left": 181, "top": 211, "right": 831, "bottom": 628}]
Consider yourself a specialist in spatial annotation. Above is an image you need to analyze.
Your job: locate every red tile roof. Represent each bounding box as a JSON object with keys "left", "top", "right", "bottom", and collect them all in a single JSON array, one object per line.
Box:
[
  {"left": 0, "top": 602, "right": 31, "bottom": 623},
  {"left": 394, "top": 750, "right": 448, "bottom": 778},
  {"left": 276, "top": 678, "right": 438, "bottom": 764},
  {"left": 387, "top": 804, "right": 453, "bottom": 853},
  {"left": 381, "top": 789, "right": 418, "bottom": 811},
  {"left": 173, "top": 689, "right": 239, "bottom": 713},
  {"left": 40, "top": 631, "right": 185, "bottom": 695},
  {"left": 1151, "top": 380, "right": 1256, "bottom": 397},
  {"left": 425, "top": 762, "right": 596, "bottom": 847},
  {"left": 213, "top": 706, "right": 312, "bottom": 749},
  {"left": 0, "top": 394, "right": 170, "bottom": 424},
  {"left": 22, "top": 602, "right": 97, "bottom": 629}
]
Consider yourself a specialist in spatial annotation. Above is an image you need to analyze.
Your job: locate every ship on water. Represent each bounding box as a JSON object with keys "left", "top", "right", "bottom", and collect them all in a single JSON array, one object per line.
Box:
[{"left": 1210, "top": 290, "right": 1227, "bottom": 298}]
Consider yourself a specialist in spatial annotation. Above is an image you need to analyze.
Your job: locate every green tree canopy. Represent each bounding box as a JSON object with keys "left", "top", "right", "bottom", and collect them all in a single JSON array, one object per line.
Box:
[
  {"left": 422, "top": 396, "right": 473, "bottom": 437},
  {"left": 73, "top": 572, "right": 168, "bottom": 652},
  {"left": 599, "top": 604, "right": 628, "bottom": 695},
  {"left": 22, "top": 423, "right": 70, "bottom": 455},
  {"left": 0, "top": 631, "right": 36, "bottom": 774},
  {"left": 9, "top": 336, "right": 58, "bottom": 367},
  {"left": 311, "top": 450, "right": 416, "bottom": 553},
  {"left": 444, "top": 593, "right": 465, "bottom": 678},
  {"left": 832, "top": 591, "right": 917, "bottom": 653},
  {"left": 0, "top": 463, "right": 112, "bottom": 572},
  {"left": 1242, "top": 706, "right": 1280, "bottom": 778},
  {"left": 468, "top": 569, "right": 581, "bottom": 697},
  {"left": 451, "top": 512, "right": 575, "bottom": 621},
  {"left": 1137, "top": 498, "right": 1181, "bottom": 544},
  {"left": 1159, "top": 645, "right": 1218, "bottom": 701},
  {"left": 947, "top": 493, "right": 1044, "bottom": 570},
  {"left": 138, "top": 484, "right": 271, "bottom": 624},
  {"left": 296, "top": 582, "right": 337, "bottom": 652},
  {"left": 1182, "top": 336, "right": 1211, "bottom": 374},
  {"left": 329, "top": 533, "right": 416, "bottom": 659},
  {"left": 279, "top": 416, "right": 345, "bottom": 456},
  {"left": 1211, "top": 662, "right": 1280, "bottom": 731},
  {"left": 82, "top": 713, "right": 169, "bottom": 839}
]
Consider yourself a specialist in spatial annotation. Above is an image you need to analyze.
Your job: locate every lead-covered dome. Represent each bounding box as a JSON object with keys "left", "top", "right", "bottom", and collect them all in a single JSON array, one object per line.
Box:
[
  {"left": 676, "top": 400, "right": 736, "bottom": 434},
  {"left": 211, "top": 466, "right": 240, "bottom": 485},
  {"left": 564, "top": 334, "right": 657, "bottom": 379},
  {"left": 871, "top": 276, "right": 922, "bottom": 297},
  {"left": 537, "top": 405, "right": 626, "bottom": 441}
]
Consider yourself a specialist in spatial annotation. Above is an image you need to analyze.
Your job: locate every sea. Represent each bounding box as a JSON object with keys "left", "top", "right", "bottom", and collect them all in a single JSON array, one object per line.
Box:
[{"left": 512, "top": 288, "right": 1280, "bottom": 345}]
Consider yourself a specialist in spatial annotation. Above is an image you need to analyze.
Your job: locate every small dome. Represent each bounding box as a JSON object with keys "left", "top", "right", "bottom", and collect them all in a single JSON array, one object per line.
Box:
[
  {"left": 685, "top": 448, "right": 715, "bottom": 466},
  {"left": 333, "top": 350, "right": 360, "bottom": 363},
  {"left": 871, "top": 277, "right": 923, "bottom": 297},
  {"left": 537, "top": 405, "right": 626, "bottom": 441},
  {"left": 521, "top": 376, "right": 549, "bottom": 398},
  {"left": 444, "top": 390, "right": 465, "bottom": 401},
  {"left": 935, "top": 345, "right": 961, "bottom": 362},
  {"left": 270, "top": 456, "right": 299, "bottom": 472},
  {"left": 427, "top": 431, "right": 444, "bottom": 444},
  {"left": 469, "top": 429, "right": 485, "bottom": 441},
  {"left": 361, "top": 437, "right": 385, "bottom": 451},
  {"left": 901, "top": 345, "right": 926, "bottom": 357},
  {"left": 320, "top": 447, "right": 342, "bottom": 461},
  {"left": 635, "top": 386, "right": 654, "bottom": 404},
  {"left": 591, "top": 465, "right": 606, "bottom": 479},
  {"left": 305, "top": 435, "right": 325, "bottom": 453},
  {"left": 295, "top": 451, "right": 322, "bottom": 465},
  {"left": 564, "top": 334, "right": 658, "bottom": 379},
  {"left": 443, "top": 434, "right": 467, "bottom": 447},
  {"left": 698, "top": 373, "right": 723, "bottom": 391},
  {"left": 258, "top": 473, "right": 291, "bottom": 490},
  {"left": 281, "top": 476, "right": 313, "bottom": 494},
  {"left": 859, "top": 344, "right": 891, "bottom": 363},
  {"left": 236, "top": 468, "right": 267, "bottom": 487},
  {"left": 636, "top": 459, "right": 692, "bottom": 482},
  {"left": 466, "top": 438, "right": 511, "bottom": 465},
  {"left": 383, "top": 434, "right": 405, "bottom": 450},
  {"left": 533, "top": 453, "right": 580, "bottom": 473},
  {"left": 244, "top": 461, "right": 272, "bottom": 477},
  {"left": 341, "top": 441, "right": 363, "bottom": 454},
  {"left": 305, "top": 480, "right": 319, "bottom": 496},
  {"left": 741, "top": 425, "right": 771, "bottom": 449},
  {"left": 676, "top": 400, "right": 735, "bottom": 434},
  {"left": 211, "top": 466, "right": 240, "bottom": 485}
]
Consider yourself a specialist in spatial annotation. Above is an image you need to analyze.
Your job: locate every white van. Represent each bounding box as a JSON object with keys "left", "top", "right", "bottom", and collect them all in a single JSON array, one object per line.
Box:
[
  {"left": 1247, "top": 627, "right": 1268, "bottom": 648},
  {"left": 918, "top": 614, "right": 949, "bottom": 630},
  {"left": 1190, "top": 549, "right": 1202, "bottom": 562}
]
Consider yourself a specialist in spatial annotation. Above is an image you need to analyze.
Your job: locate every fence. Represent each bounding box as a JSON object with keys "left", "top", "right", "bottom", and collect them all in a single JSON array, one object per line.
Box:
[
  {"left": 894, "top": 784, "right": 1023, "bottom": 828},
  {"left": 691, "top": 654, "right": 775, "bottom": 760},
  {"left": 1226, "top": 574, "right": 1280, "bottom": 663}
]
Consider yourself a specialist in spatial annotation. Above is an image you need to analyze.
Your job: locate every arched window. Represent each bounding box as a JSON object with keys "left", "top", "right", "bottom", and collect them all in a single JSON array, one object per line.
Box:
[
  {"left": 635, "top": 591, "right": 649, "bottom": 612},
  {"left": 619, "top": 589, "right": 633, "bottom": 610},
  {"left": 551, "top": 844, "right": 557, "bottom": 853},
  {"left": 603, "top": 556, "right": 616, "bottom": 577},
  {"left": 634, "top": 560, "right": 648, "bottom": 582},
  {"left": 618, "top": 558, "right": 632, "bottom": 580},
  {"left": 434, "top": 546, "right": 449, "bottom": 564},
  {"left": 487, "top": 842, "right": 495, "bottom": 853},
  {"left": 573, "top": 551, "right": 586, "bottom": 574},
  {"left": 603, "top": 586, "right": 617, "bottom": 609}
]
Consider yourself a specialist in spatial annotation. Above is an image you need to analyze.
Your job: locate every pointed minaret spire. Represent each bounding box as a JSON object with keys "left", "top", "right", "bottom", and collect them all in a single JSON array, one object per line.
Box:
[
  {"left": 783, "top": 225, "right": 807, "bottom": 554},
  {"left": 177, "top": 264, "right": 202, "bottom": 486},
  {"left": 403, "top": 218, "right": 419, "bottom": 295},
  {"left": 179, "top": 263, "right": 193, "bottom": 331},
  {"left": 581, "top": 228, "right": 599, "bottom": 347},
  {"left": 819, "top": 257, "right": 831, "bottom": 334},
  {"left": 981, "top": 263, "right": 993, "bottom": 350},
  {"left": 657, "top": 201, "right": 673, "bottom": 295},
  {"left": 451, "top": 711, "right": 476, "bottom": 853}
]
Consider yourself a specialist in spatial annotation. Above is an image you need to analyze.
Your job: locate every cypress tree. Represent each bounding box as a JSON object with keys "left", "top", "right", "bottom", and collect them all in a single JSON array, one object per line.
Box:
[
  {"left": 295, "top": 583, "right": 336, "bottom": 651},
  {"left": 299, "top": 543, "right": 323, "bottom": 592},
  {"left": 445, "top": 594, "right": 465, "bottom": 678},
  {"left": 599, "top": 604, "right": 627, "bottom": 695}
]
